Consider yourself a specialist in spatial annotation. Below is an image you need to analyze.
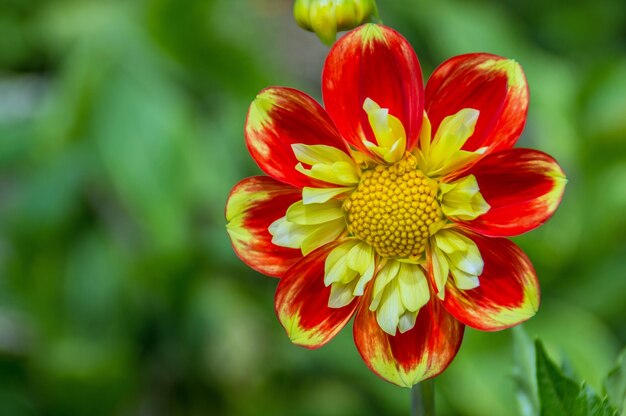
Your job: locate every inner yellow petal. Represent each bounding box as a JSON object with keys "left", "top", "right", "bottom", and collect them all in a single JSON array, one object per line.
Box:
[
  {"left": 292, "top": 143, "right": 354, "bottom": 165},
  {"left": 416, "top": 108, "right": 484, "bottom": 177},
  {"left": 362, "top": 98, "right": 407, "bottom": 164},
  {"left": 397, "top": 263, "right": 430, "bottom": 312},
  {"left": 346, "top": 242, "right": 376, "bottom": 296},
  {"left": 325, "top": 240, "right": 360, "bottom": 286},
  {"left": 292, "top": 143, "right": 361, "bottom": 186},
  {"left": 430, "top": 229, "right": 484, "bottom": 299},
  {"left": 300, "top": 218, "right": 346, "bottom": 255},
  {"left": 430, "top": 244, "right": 450, "bottom": 300},
  {"left": 269, "top": 199, "right": 347, "bottom": 255},
  {"left": 369, "top": 259, "right": 430, "bottom": 335},
  {"left": 286, "top": 200, "right": 345, "bottom": 225},
  {"left": 439, "top": 174, "right": 490, "bottom": 220},
  {"left": 302, "top": 186, "right": 353, "bottom": 204},
  {"left": 324, "top": 240, "right": 377, "bottom": 308}
]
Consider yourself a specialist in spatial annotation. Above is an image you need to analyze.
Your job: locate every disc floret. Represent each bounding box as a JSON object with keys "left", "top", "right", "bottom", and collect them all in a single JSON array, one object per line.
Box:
[{"left": 343, "top": 154, "right": 443, "bottom": 260}]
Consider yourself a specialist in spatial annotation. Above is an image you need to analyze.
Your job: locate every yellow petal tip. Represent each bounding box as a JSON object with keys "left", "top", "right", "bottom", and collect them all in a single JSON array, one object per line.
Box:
[
  {"left": 478, "top": 58, "right": 525, "bottom": 88},
  {"left": 248, "top": 90, "right": 277, "bottom": 131}
]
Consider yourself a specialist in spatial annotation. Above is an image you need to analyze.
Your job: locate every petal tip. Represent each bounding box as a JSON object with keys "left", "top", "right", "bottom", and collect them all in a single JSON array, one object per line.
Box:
[
  {"left": 247, "top": 92, "right": 276, "bottom": 133},
  {"left": 277, "top": 309, "right": 326, "bottom": 350},
  {"left": 289, "top": 332, "right": 324, "bottom": 350},
  {"left": 478, "top": 58, "right": 526, "bottom": 89},
  {"left": 358, "top": 23, "right": 387, "bottom": 44},
  {"left": 544, "top": 160, "right": 568, "bottom": 213}
]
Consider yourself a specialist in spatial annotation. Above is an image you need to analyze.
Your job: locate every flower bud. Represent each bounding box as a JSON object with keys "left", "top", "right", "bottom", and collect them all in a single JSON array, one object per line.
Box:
[{"left": 294, "top": 0, "right": 379, "bottom": 45}]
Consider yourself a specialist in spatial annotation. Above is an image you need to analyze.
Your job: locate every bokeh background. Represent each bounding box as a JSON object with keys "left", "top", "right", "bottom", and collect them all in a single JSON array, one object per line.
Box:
[{"left": 0, "top": 0, "right": 625, "bottom": 414}]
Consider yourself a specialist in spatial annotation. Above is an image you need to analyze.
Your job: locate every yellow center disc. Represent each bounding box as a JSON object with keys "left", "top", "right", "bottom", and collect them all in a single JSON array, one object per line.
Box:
[{"left": 343, "top": 155, "right": 442, "bottom": 260}]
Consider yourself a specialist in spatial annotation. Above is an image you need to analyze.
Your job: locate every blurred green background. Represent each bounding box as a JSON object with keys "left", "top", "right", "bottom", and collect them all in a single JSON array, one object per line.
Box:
[{"left": 0, "top": 0, "right": 624, "bottom": 415}]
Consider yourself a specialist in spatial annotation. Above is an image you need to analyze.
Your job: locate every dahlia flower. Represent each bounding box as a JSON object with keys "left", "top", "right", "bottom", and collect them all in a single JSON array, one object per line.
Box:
[{"left": 226, "top": 24, "right": 566, "bottom": 387}]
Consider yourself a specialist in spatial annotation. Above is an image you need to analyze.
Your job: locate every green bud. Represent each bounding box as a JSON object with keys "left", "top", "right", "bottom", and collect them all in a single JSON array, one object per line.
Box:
[{"left": 294, "top": 0, "right": 379, "bottom": 45}]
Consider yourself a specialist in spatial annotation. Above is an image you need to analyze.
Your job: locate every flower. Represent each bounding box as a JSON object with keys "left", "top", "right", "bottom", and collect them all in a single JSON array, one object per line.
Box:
[
  {"left": 294, "top": 0, "right": 379, "bottom": 45},
  {"left": 225, "top": 24, "right": 566, "bottom": 387}
]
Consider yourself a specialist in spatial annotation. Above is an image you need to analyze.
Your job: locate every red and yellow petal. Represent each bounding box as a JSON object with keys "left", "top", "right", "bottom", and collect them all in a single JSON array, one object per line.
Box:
[
  {"left": 353, "top": 292, "right": 464, "bottom": 387},
  {"left": 457, "top": 148, "right": 567, "bottom": 237},
  {"left": 442, "top": 233, "right": 540, "bottom": 331},
  {"left": 225, "top": 176, "right": 302, "bottom": 277},
  {"left": 245, "top": 87, "right": 347, "bottom": 188},
  {"left": 322, "top": 24, "right": 424, "bottom": 154},
  {"left": 425, "top": 53, "right": 528, "bottom": 154},
  {"left": 275, "top": 242, "right": 358, "bottom": 348}
]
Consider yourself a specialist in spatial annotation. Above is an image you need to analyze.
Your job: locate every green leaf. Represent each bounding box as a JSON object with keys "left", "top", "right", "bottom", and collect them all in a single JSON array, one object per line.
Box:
[
  {"left": 513, "top": 326, "right": 540, "bottom": 416},
  {"left": 536, "top": 340, "right": 617, "bottom": 416},
  {"left": 604, "top": 347, "right": 626, "bottom": 414}
]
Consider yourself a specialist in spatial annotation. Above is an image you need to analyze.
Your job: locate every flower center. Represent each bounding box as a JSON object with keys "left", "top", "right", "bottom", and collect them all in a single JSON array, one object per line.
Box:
[{"left": 343, "top": 154, "right": 443, "bottom": 260}]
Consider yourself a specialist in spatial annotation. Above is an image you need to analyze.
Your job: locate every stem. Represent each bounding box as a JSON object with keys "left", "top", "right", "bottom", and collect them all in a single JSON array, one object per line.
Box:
[{"left": 411, "top": 379, "right": 435, "bottom": 416}]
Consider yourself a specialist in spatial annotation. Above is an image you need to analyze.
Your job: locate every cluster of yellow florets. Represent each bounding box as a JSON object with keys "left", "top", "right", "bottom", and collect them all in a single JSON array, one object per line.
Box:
[{"left": 343, "top": 155, "right": 442, "bottom": 260}]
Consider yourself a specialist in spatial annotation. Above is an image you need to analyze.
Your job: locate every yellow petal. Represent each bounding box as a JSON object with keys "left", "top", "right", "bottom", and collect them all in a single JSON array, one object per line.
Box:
[
  {"left": 302, "top": 186, "right": 353, "bottom": 204},
  {"left": 301, "top": 218, "right": 346, "bottom": 255},
  {"left": 286, "top": 199, "right": 345, "bottom": 225},
  {"left": 363, "top": 99, "right": 391, "bottom": 146},
  {"left": 430, "top": 150, "right": 483, "bottom": 177},
  {"left": 292, "top": 143, "right": 361, "bottom": 186},
  {"left": 369, "top": 260, "right": 430, "bottom": 334},
  {"left": 432, "top": 108, "right": 479, "bottom": 154},
  {"left": 328, "top": 280, "right": 358, "bottom": 308},
  {"left": 346, "top": 242, "right": 376, "bottom": 296},
  {"left": 296, "top": 161, "right": 360, "bottom": 186},
  {"left": 376, "top": 279, "right": 401, "bottom": 336},
  {"left": 371, "top": 260, "right": 401, "bottom": 307},
  {"left": 397, "top": 310, "right": 419, "bottom": 334},
  {"left": 440, "top": 175, "right": 490, "bottom": 220},
  {"left": 433, "top": 229, "right": 469, "bottom": 253},
  {"left": 292, "top": 143, "right": 354, "bottom": 165},
  {"left": 324, "top": 240, "right": 360, "bottom": 286},
  {"left": 418, "top": 108, "right": 482, "bottom": 177},
  {"left": 430, "top": 244, "right": 449, "bottom": 300},
  {"left": 362, "top": 97, "right": 407, "bottom": 164},
  {"left": 268, "top": 217, "right": 310, "bottom": 249},
  {"left": 447, "top": 246, "right": 484, "bottom": 276},
  {"left": 431, "top": 228, "right": 484, "bottom": 296},
  {"left": 324, "top": 240, "right": 358, "bottom": 282},
  {"left": 449, "top": 267, "right": 480, "bottom": 290},
  {"left": 397, "top": 263, "right": 430, "bottom": 312},
  {"left": 418, "top": 111, "right": 432, "bottom": 156},
  {"left": 326, "top": 240, "right": 376, "bottom": 308}
]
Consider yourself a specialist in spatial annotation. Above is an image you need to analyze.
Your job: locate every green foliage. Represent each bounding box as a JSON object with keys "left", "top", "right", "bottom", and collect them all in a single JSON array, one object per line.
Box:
[
  {"left": 605, "top": 347, "right": 626, "bottom": 414},
  {"left": 535, "top": 340, "right": 616, "bottom": 416},
  {"left": 512, "top": 327, "right": 539, "bottom": 416}
]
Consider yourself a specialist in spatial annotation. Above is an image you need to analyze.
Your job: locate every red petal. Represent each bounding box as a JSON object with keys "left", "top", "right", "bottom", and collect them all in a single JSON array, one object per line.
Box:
[
  {"left": 245, "top": 87, "right": 347, "bottom": 188},
  {"left": 322, "top": 24, "right": 424, "bottom": 154},
  {"left": 353, "top": 293, "right": 464, "bottom": 387},
  {"left": 425, "top": 53, "right": 529, "bottom": 154},
  {"left": 442, "top": 233, "right": 540, "bottom": 331},
  {"left": 457, "top": 148, "right": 567, "bottom": 237},
  {"left": 225, "top": 176, "right": 302, "bottom": 277},
  {"left": 275, "top": 242, "right": 358, "bottom": 348}
]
